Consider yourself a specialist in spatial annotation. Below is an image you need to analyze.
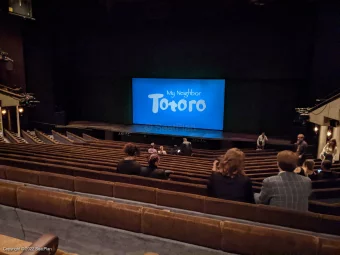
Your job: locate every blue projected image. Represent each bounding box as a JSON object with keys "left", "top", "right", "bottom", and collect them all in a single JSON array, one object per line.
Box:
[{"left": 132, "top": 78, "right": 225, "bottom": 130}]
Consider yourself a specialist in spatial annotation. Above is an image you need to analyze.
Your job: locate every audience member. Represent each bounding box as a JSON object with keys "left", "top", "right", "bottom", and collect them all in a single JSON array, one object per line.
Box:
[
  {"left": 158, "top": 146, "right": 167, "bottom": 155},
  {"left": 207, "top": 148, "right": 255, "bottom": 204},
  {"left": 255, "top": 150, "right": 311, "bottom": 211},
  {"left": 180, "top": 138, "right": 192, "bottom": 156},
  {"left": 317, "top": 160, "right": 339, "bottom": 180},
  {"left": 320, "top": 139, "right": 338, "bottom": 163},
  {"left": 140, "top": 154, "right": 168, "bottom": 179},
  {"left": 117, "top": 143, "right": 141, "bottom": 175},
  {"left": 294, "top": 159, "right": 317, "bottom": 180},
  {"left": 295, "top": 134, "right": 308, "bottom": 166},
  {"left": 148, "top": 143, "right": 157, "bottom": 154},
  {"left": 257, "top": 132, "right": 268, "bottom": 150},
  {"left": 171, "top": 145, "right": 179, "bottom": 155}
]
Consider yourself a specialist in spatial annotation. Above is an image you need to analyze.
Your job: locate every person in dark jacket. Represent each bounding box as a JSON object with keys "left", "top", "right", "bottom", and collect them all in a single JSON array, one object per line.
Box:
[
  {"left": 140, "top": 154, "right": 168, "bottom": 179},
  {"left": 207, "top": 148, "right": 255, "bottom": 203},
  {"left": 318, "top": 160, "right": 339, "bottom": 180},
  {"left": 117, "top": 143, "right": 141, "bottom": 175},
  {"left": 180, "top": 138, "right": 192, "bottom": 156},
  {"left": 295, "top": 134, "right": 308, "bottom": 166}
]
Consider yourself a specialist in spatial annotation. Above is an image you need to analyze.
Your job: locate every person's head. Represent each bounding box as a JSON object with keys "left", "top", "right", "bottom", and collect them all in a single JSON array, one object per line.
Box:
[
  {"left": 303, "top": 159, "right": 315, "bottom": 172},
  {"left": 183, "top": 138, "right": 187, "bottom": 142},
  {"left": 123, "top": 143, "right": 140, "bottom": 157},
  {"left": 150, "top": 143, "right": 155, "bottom": 148},
  {"left": 329, "top": 139, "right": 337, "bottom": 150},
  {"left": 321, "top": 160, "right": 332, "bottom": 172},
  {"left": 261, "top": 132, "right": 265, "bottom": 136},
  {"left": 148, "top": 154, "right": 160, "bottom": 167},
  {"left": 297, "top": 134, "right": 305, "bottom": 142},
  {"left": 159, "top": 146, "right": 164, "bottom": 151},
  {"left": 277, "top": 150, "right": 298, "bottom": 172},
  {"left": 218, "top": 148, "right": 245, "bottom": 177}
]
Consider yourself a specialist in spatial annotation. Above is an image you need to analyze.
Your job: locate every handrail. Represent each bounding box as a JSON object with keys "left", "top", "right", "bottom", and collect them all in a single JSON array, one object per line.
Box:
[{"left": 308, "top": 91, "right": 340, "bottom": 113}]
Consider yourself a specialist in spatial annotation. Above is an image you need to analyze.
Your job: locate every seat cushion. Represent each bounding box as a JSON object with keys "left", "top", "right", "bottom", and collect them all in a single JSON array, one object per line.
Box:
[
  {"left": 75, "top": 196, "right": 142, "bottom": 233},
  {"left": 115, "top": 183, "right": 156, "bottom": 204},
  {"left": 0, "top": 165, "right": 6, "bottom": 179},
  {"left": 75, "top": 177, "right": 113, "bottom": 197},
  {"left": 157, "top": 189, "right": 204, "bottom": 212},
  {"left": 204, "top": 196, "right": 257, "bottom": 222},
  {"left": 39, "top": 172, "right": 75, "bottom": 191},
  {"left": 17, "top": 186, "right": 75, "bottom": 219},
  {"left": 318, "top": 238, "right": 340, "bottom": 255},
  {"left": 256, "top": 204, "right": 322, "bottom": 233},
  {"left": 221, "top": 221, "right": 319, "bottom": 255},
  {"left": 5, "top": 167, "right": 39, "bottom": 185},
  {"left": 0, "top": 181, "right": 20, "bottom": 207},
  {"left": 142, "top": 208, "right": 222, "bottom": 250}
]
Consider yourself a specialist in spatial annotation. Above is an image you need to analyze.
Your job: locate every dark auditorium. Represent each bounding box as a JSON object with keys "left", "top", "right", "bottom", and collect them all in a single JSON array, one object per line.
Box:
[{"left": 0, "top": 0, "right": 340, "bottom": 254}]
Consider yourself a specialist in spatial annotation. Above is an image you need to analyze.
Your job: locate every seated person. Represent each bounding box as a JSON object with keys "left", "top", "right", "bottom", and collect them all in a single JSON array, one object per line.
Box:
[
  {"left": 207, "top": 148, "right": 255, "bottom": 204},
  {"left": 116, "top": 143, "right": 141, "bottom": 175},
  {"left": 317, "top": 160, "right": 339, "bottom": 179},
  {"left": 294, "top": 159, "right": 318, "bottom": 180},
  {"left": 179, "top": 138, "right": 192, "bottom": 156},
  {"left": 148, "top": 143, "right": 157, "bottom": 154},
  {"left": 170, "top": 145, "right": 179, "bottom": 155},
  {"left": 257, "top": 132, "right": 268, "bottom": 150},
  {"left": 158, "top": 146, "right": 167, "bottom": 155},
  {"left": 255, "top": 150, "right": 311, "bottom": 211},
  {"left": 140, "top": 154, "right": 168, "bottom": 179}
]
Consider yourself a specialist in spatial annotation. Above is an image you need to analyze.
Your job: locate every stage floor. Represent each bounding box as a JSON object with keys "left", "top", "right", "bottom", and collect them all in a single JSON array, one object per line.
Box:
[{"left": 62, "top": 121, "right": 291, "bottom": 145}]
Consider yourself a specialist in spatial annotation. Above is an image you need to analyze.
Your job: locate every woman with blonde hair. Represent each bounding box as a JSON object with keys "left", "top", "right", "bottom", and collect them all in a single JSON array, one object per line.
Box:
[
  {"left": 320, "top": 139, "right": 338, "bottom": 164},
  {"left": 208, "top": 148, "right": 255, "bottom": 203}
]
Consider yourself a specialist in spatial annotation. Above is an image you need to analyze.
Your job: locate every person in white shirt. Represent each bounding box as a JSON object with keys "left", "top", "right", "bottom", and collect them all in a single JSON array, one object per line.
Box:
[
  {"left": 257, "top": 132, "right": 268, "bottom": 150},
  {"left": 148, "top": 143, "right": 157, "bottom": 154},
  {"left": 158, "top": 146, "right": 167, "bottom": 155},
  {"left": 320, "top": 139, "right": 338, "bottom": 163}
]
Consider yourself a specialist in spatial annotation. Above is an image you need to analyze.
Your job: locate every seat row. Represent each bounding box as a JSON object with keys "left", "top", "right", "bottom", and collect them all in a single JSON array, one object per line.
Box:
[
  {"left": 0, "top": 181, "right": 339, "bottom": 255},
  {"left": 1, "top": 165, "right": 340, "bottom": 235}
]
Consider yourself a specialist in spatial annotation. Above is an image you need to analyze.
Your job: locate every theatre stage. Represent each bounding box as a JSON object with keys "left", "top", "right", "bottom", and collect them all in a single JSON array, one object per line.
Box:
[{"left": 58, "top": 121, "right": 291, "bottom": 147}]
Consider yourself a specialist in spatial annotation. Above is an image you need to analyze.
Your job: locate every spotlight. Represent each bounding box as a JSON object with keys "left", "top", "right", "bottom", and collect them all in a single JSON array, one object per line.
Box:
[
  {"left": 314, "top": 126, "right": 319, "bottom": 132},
  {"left": 327, "top": 130, "right": 332, "bottom": 137},
  {"left": 1, "top": 109, "right": 6, "bottom": 115},
  {"left": 18, "top": 107, "right": 24, "bottom": 113}
]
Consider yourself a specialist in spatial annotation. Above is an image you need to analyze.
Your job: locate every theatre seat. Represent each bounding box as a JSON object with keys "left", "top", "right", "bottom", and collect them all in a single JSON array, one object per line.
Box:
[
  {"left": 75, "top": 196, "right": 142, "bottom": 232},
  {"left": 130, "top": 175, "right": 164, "bottom": 189},
  {"left": 156, "top": 189, "right": 205, "bottom": 212},
  {"left": 204, "top": 197, "right": 258, "bottom": 222},
  {"left": 5, "top": 166, "right": 39, "bottom": 185},
  {"left": 17, "top": 186, "right": 76, "bottom": 219},
  {"left": 256, "top": 204, "right": 322, "bottom": 233},
  {"left": 39, "top": 172, "right": 75, "bottom": 191},
  {"left": 141, "top": 208, "right": 222, "bottom": 250},
  {"left": 0, "top": 165, "right": 6, "bottom": 179},
  {"left": 0, "top": 182, "right": 21, "bottom": 207},
  {"left": 221, "top": 221, "right": 319, "bottom": 255},
  {"left": 114, "top": 182, "right": 156, "bottom": 204},
  {"left": 318, "top": 238, "right": 340, "bottom": 255},
  {"left": 161, "top": 180, "right": 207, "bottom": 195},
  {"left": 100, "top": 171, "right": 131, "bottom": 183},
  {"left": 74, "top": 177, "right": 114, "bottom": 197}
]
